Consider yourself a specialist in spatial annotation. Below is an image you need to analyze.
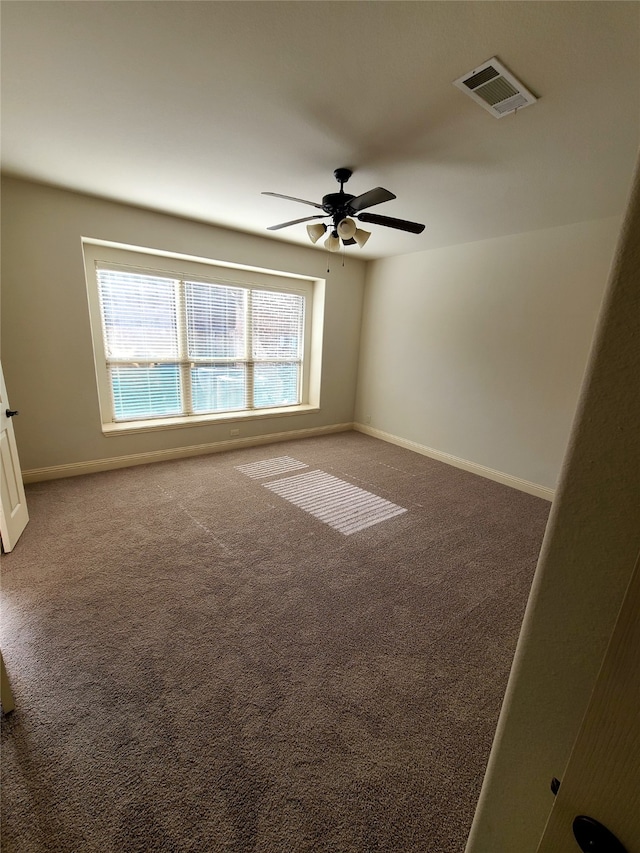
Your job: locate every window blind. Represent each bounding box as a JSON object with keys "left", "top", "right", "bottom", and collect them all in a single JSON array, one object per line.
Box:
[
  {"left": 185, "top": 281, "right": 246, "bottom": 360},
  {"left": 98, "top": 270, "right": 179, "bottom": 359},
  {"left": 95, "top": 266, "right": 305, "bottom": 422},
  {"left": 251, "top": 290, "right": 303, "bottom": 360},
  {"left": 109, "top": 364, "right": 182, "bottom": 421},
  {"left": 252, "top": 290, "right": 303, "bottom": 409}
]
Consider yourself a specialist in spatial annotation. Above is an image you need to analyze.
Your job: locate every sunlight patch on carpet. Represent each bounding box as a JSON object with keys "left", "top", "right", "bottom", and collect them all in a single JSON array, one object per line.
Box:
[
  {"left": 264, "top": 470, "right": 407, "bottom": 535},
  {"left": 235, "top": 456, "right": 308, "bottom": 479}
]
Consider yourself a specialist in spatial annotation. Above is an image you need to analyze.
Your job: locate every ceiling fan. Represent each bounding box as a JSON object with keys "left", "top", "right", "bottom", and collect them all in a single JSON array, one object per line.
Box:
[{"left": 263, "top": 168, "right": 425, "bottom": 252}]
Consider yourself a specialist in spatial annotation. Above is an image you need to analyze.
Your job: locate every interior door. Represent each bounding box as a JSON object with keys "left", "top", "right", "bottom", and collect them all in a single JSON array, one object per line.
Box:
[
  {"left": 535, "top": 551, "right": 640, "bottom": 853},
  {"left": 0, "top": 363, "right": 29, "bottom": 551}
]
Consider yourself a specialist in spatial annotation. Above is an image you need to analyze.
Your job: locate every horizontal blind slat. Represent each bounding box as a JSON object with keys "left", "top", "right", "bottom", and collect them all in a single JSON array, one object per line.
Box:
[
  {"left": 251, "top": 290, "right": 304, "bottom": 407},
  {"left": 253, "top": 363, "right": 300, "bottom": 409},
  {"left": 251, "top": 290, "right": 304, "bottom": 359},
  {"left": 98, "top": 269, "right": 179, "bottom": 360},
  {"left": 185, "top": 281, "right": 247, "bottom": 359},
  {"left": 109, "top": 364, "right": 182, "bottom": 421},
  {"left": 191, "top": 364, "right": 247, "bottom": 413}
]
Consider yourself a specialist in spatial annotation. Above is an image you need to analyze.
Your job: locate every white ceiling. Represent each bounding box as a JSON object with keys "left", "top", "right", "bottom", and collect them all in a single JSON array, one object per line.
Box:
[{"left": 1, "top": 1, "right": 638, "bottom": 259}]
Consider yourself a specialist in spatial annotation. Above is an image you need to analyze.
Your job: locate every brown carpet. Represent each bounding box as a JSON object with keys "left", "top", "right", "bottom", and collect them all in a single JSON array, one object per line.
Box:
[{"left": 0, "top": 432, "right": 549, "bottom": 852}]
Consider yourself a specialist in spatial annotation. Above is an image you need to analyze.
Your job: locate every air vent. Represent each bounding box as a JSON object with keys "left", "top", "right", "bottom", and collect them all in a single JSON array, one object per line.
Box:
[{"left": 453, "top": 57, "right": 537, "bottom": 118}]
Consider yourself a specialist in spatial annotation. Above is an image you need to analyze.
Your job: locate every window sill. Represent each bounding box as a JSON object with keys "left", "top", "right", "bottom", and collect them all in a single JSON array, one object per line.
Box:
[{"left": 101, "top": 404, "right": 320, "bottom": 436}]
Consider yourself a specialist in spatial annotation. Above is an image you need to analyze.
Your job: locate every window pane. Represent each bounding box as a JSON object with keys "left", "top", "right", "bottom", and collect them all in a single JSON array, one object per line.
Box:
[
  {"left": 98, "top": 269, "right": 179, "bottom": 359},
  {"left": 252, "top": 291, "right": 303, "bottom": 359},
  {"left": 191, "top": 364, "right": 246, "bottom": 413},
  {"left": 110, "top": 364, "right": 182, "bottom": 421},
  {"left": 254, "top": 363, "right": 300, "bottom": 408},
  {"left": 185, "top": 282, "right": 246, "bottom": 359}
]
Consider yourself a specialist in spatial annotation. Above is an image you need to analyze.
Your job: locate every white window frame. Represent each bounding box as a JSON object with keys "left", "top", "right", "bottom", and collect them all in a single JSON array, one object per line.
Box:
[{"left": 82, "top": 240, "right": 323, "bottom": 435}]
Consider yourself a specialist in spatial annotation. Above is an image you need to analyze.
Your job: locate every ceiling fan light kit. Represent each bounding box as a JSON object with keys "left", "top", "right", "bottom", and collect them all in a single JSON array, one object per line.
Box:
[
  {"left": 353, "top": 228, "right": 371, "bottom": 248},
  {"left": 324, "top": 232, "right": 341, "bottom": 253},
  {"left": 264, "top": 168, "right": 425, "bottom": 251},
  {"left": 306, "top": 222, "right": 327, "bottom": 243},
  {"left": 337, "top": 217, "right": 357, "bottom": 240}
]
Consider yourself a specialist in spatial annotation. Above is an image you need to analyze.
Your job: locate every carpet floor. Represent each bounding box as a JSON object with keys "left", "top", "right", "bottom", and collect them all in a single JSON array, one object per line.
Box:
[{"left": 1, "top": 432, "right": 550, "bottom": 852}]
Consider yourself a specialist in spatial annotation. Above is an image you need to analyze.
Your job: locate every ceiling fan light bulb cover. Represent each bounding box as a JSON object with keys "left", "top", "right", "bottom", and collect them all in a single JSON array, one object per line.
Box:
[
  {"left": 354, "top": 228, "right": 371, "bottom": 248},
  {"left": 324, "top": 233, "right": 341, "bottom": 252},
  {"left": 337, "top": 217, "right": 357, "bottom": 239},
  {"left": 306, "top": 222, "right": 327, "bottom": 243}
]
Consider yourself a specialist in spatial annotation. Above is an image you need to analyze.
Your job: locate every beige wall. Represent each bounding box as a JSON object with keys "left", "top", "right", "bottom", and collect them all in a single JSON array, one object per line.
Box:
[
  {"left": 355, "top": 217, "right": 621, "bottom": 492},
  {"left": 467, "top": 155, "right": 640, "bottom": 853},
  {"left": 0, "top": 176, "right": 621, "bottom": 492},
  {"left": 0, "top": 177, "right": 366, "bottom": 472}
]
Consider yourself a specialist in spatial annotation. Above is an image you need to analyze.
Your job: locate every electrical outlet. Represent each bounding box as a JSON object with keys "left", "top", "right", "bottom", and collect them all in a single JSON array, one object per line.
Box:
[
  {"left": 365, "top": 415, "right": 371, "bottom": 424},
  {"left": 230, "top": 428, "right": 240, "bottom": 436}
]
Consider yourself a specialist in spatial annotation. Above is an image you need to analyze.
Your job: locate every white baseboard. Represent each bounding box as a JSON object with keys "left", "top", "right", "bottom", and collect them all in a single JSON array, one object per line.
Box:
[
  {"left": 22, "top": 423, "right": 353, "bottom": 483},
  {"left": 353, "top": 423, "right": 554, "bottom": 501},
  {"left": 22, "top": 422, "right": 555, "bottom": 500}
]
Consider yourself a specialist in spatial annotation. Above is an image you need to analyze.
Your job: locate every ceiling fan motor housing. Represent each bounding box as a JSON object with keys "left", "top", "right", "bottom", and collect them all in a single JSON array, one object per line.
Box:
[
  {"left": 322, "top": 192, "right": 356, "bottom": 223},
  {"left": 323, "top": 167, "right": 357, "bottom": 227}
]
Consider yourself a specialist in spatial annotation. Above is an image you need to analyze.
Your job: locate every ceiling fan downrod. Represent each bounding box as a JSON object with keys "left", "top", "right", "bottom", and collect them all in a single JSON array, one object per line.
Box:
[{"left": 333, "top": 167, "right": 353, "bottom": 191}]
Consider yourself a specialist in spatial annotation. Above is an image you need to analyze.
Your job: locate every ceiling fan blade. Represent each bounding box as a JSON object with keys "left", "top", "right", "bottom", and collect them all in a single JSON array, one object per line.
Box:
[
  {"left": 357, "top": 212, "right": 425, "bottom": 234},
  {"left": 342, "top": 237, "right": 357, "bottom": 246},
  {"left": 348, "top": 187, "right": 396, "bottom": 213},
  {"left": 262, "top": 192, "right": 324, "bottom": 210},
  {"left": 267, "top": 215, "right": 328, "bottom": 231}
]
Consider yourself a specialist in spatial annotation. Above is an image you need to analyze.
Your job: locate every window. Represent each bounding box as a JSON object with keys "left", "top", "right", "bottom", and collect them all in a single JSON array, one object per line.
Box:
[{"left": 83, "top": 242, "right": 321, "bottom": 433}]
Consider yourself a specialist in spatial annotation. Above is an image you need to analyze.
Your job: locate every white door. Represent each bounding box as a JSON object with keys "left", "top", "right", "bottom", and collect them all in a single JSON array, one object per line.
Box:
[
  {"left": 0, "top": 363, "right": 29, "bottom": 551},
  {"left": 536, "top": 552, "right": 640, "bottom": 853}
]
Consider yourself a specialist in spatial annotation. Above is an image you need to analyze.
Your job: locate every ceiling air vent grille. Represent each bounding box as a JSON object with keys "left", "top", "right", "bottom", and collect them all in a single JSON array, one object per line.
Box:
[{"left": 454, "top": 57, "right": 537, "bottom": 118}]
